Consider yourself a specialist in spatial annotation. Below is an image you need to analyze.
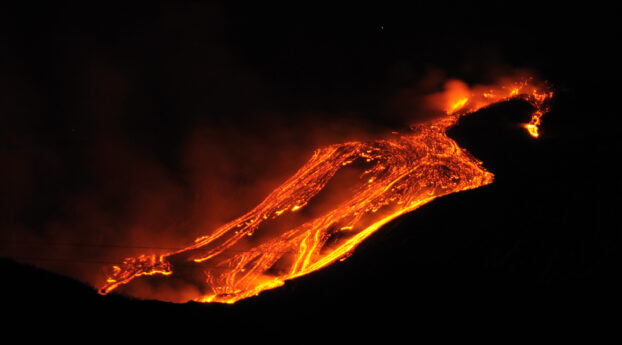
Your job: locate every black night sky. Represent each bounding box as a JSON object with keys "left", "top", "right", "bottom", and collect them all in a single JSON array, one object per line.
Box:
[{"left": 1, "top": 1, "right": 620, "bottom": 337}]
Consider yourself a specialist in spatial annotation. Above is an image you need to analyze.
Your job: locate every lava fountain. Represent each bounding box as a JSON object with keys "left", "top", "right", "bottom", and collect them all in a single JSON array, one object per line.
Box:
[{"left": 99, "top": 77, "right": 553, "bottom": 303}]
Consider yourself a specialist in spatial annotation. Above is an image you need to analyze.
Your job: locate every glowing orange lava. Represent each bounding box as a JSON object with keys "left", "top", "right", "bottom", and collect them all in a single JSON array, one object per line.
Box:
[{"left": 99, "top": 77, "right": 552, "bottom": 303}]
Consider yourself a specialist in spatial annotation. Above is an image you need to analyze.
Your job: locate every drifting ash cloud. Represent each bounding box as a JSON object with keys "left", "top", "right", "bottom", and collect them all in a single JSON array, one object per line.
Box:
[{"left": 0, "top": 4, "right": 553, "bottom": 302}]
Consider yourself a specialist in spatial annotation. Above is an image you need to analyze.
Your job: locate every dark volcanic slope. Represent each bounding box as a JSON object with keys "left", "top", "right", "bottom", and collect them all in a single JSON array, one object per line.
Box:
[{"left": 3, "top": 98, "right": 619, "bottom": 332}]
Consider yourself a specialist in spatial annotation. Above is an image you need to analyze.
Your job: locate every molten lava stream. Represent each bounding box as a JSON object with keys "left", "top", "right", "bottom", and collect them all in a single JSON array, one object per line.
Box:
[{"left": 99, "top": 78, "right": 552, "bottom": 303}]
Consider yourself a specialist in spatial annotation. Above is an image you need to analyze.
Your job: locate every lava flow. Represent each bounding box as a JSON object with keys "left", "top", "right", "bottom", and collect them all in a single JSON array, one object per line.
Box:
[{"left": 99, "top": 77, "right": 553, "bottom": 303}]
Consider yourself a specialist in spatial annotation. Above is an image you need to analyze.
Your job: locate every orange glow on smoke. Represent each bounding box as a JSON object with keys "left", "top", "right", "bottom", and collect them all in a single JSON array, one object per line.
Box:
[
  {"left": 443, "top": 80, "right": 471, "bottom": 114},
  {"left": 98, "top": 77, "right": 553, "bottom": 303},
  {"left": 432, "top": 77, "right": 553, "bottom": 137}
]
